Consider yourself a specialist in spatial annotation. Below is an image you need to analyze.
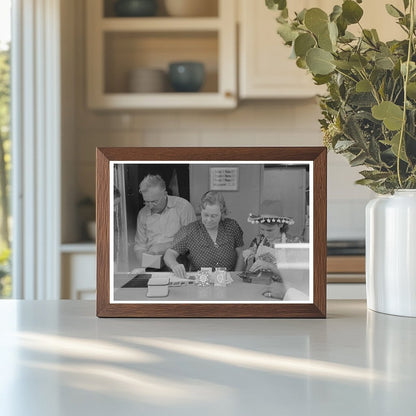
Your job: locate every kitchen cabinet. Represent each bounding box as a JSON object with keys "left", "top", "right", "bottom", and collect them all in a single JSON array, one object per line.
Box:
[
  {"left": 327, "top": 256, "right": 366, "bottom": 300},
  {"left": 86, "top": 0, "right": 237, "bottom": 109},
  {"left": 61, "top": 245, "right": 96, "bottom": 300},
  {"left": 238, "top": 0, "right": 325, "bottom": 99},
  {"left": 238, "top": 0, "right": 404, "bottom": 99}
]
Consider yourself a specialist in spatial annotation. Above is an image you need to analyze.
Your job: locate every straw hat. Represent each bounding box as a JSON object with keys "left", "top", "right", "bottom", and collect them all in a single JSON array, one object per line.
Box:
[{"left": 248, "top": 200, "right": 294, "bottom": 225}]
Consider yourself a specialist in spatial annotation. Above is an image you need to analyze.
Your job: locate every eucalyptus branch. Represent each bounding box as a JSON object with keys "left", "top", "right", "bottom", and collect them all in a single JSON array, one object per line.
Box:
[
  {"left": 393, "top": 85, "right": 404, "bottom": 103},
  {"left": 397, "top": 0, "right": 415, "bottom": 188},
  {"left": 334, "top": 68, "right": 359, "bottom": 84},
  {"left": 358, "top": 69, "right": 381, "bottom": 104},
  {"left": 390, "top": 79, "right": 398, "bottom": 101}
]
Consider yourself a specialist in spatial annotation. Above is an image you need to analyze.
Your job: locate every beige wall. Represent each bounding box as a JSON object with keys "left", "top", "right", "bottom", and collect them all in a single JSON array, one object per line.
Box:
[{"left": 61, "top": 0, "right": 374, "bottom": 243}]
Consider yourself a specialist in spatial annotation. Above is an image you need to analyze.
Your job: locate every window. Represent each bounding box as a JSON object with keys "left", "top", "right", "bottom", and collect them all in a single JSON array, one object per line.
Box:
[{"left": 0, "top": 0, "right": 11, "bottom": 298}]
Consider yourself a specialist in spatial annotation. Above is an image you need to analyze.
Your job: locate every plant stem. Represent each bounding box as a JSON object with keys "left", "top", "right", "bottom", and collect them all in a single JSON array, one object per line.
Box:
[
  {"left": 397, "top": 0, "right": 415, "bottom": 188},
  {"left": 334, "top": 68, "right": 358, "bottom": 84}
]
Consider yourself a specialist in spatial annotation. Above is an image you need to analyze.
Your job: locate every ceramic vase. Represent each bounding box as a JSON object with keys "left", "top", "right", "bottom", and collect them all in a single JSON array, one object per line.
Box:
[{"left": 366, "top": 189, "right": 416, "bottom": 317}]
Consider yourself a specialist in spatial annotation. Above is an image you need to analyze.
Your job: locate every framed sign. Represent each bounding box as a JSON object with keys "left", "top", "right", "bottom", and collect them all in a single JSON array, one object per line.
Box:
[
  {"left": 96, "top": 147, "right": 327, "bottom": 318},
  {"left": 210, "top": 167, "right": 239, "bottom": 191}
]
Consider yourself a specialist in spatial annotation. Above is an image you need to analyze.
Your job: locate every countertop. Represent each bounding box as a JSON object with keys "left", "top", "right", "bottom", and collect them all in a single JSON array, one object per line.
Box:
[{"left": 0, "top": 300, "right": 415, "bottom": 415}]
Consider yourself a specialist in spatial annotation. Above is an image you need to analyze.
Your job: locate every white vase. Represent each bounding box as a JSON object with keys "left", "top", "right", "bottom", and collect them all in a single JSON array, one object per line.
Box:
[{"left": 366, "top": 189, "right": 416, "bottom": 317}]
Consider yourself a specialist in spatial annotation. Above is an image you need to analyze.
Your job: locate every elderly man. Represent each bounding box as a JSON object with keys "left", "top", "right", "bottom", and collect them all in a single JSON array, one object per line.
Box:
[{"left": 134, "top": 174, "right": 196, "bottom": 268}]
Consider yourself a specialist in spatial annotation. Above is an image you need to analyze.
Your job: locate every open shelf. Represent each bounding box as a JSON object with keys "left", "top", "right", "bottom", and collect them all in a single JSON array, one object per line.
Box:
[
  {"left": 103, "top": 0, "right": 219, "bottom": 19},
  {"left": 86, "top": 0, "right": 236, "bottom": 109}
]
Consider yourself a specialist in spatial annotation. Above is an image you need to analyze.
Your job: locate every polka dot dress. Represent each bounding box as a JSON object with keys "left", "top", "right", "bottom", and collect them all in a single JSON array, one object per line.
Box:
[{"left": 172, "top": 218, "right": 244, "bottom": 271}]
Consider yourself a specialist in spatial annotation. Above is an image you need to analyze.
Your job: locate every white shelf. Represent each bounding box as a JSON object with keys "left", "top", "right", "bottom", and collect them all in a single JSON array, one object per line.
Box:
[
  {"left": 89, "top": 92, "right": 236, "bottom": 110},
  {"left": 61, "top": 242, "right": 96, "bottom": 253},
  {"left": 101, "top": 17, "right": 221, "bottom": 32}
]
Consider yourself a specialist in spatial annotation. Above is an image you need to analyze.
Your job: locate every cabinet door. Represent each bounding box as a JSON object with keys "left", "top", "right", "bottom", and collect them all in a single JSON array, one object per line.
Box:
[
  {"left": 62, "top": 253, "right": 96, "bottom": 300},
  {"left": 239, "top": 0, "right": 326, "bottom": 99},
  {"left": 239, "top": 0, "right": 404, "bottom": 99}
]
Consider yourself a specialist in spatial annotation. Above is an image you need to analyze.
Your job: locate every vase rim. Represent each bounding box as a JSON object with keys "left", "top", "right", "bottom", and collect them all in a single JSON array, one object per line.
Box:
[{"left": 395, "top": 189, "right": 416, "bottom": 194}]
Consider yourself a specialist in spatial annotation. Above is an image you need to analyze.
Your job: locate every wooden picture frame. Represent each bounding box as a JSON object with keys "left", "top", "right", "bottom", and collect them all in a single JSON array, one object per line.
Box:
[{"left": 96, "top": 147, "right": 327, "bottom": 318}]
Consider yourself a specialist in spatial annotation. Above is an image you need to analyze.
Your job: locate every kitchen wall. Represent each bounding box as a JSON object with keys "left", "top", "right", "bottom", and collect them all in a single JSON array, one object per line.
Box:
[{"left": 61, "top": 0, "right": 375, "bottom": 243}]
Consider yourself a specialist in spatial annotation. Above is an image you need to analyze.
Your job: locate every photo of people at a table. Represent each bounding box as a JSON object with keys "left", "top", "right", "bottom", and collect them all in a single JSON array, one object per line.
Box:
[{"left": 111, "top": 162, "right": 311, "bottom": 303}]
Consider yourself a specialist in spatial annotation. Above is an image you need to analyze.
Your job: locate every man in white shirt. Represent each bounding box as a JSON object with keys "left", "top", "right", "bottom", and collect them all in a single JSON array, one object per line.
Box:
[{"left": 134, "top": 174, "right": 196, "bottom": 268}]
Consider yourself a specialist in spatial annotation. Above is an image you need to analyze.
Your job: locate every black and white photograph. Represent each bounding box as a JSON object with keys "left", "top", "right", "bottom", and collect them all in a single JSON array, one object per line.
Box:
[{"left": 110, "top": 161, "right": 313, "bottom": 304}]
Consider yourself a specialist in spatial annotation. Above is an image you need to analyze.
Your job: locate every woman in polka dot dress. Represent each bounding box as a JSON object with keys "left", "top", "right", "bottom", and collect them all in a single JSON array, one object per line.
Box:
[{"left": 164, "top": 191, "right": 245, "bottom": 278}]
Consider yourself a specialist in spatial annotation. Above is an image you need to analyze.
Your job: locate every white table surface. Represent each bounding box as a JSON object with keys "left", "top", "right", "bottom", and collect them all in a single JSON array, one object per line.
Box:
[
  {"left": 113, "top": 271, "right": 309, "bottom": 302},
  {"left": 0, "top": 300, "right": 415, "bottom": 416}
]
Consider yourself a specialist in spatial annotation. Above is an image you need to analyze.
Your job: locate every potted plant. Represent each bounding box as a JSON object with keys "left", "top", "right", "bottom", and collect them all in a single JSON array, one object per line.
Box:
[{"left": 266, "top": 0, "right": 416, "bottom": 316}]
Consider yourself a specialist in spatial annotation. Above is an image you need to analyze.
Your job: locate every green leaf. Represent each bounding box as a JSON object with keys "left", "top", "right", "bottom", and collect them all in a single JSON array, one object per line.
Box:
[
  {"left": 277, "top": 23, "right": 299, "bottom": 43},
  {"left": 350, "top": 152, "right": 368, "bottom": 167},
  {"left": 296, "top": 57, "right": 308, "bottom": 69},
  {"left": 330, "top": 5, "right": 342, "bottom": 22},
  {"left": 318, "top": 27, "right": 334, "bottom": 52},
  {"left": 276, "top": 14, "right": 287, "bottom": 24},
  {"left": 342, "top": 0, "right": 364, "bottom": 24},
  {"left": 296, "top": 8, "right": 307, "bottom": 23},
  {"left": 339, "top": 31, "right": 356, "bottom": 43},
  {"left": 313, "top": 74, "right": 332, "bottom": 85},
  {"left": 407, "top": 82, "right": 416, "bottom": 99},
  {"left": 333, "top": 60, "right": 353, "bottom": 70},
  {"left": 362, "top": 29, "right": 376, "bottom": 46},
  {"left": 343, "top": 114, "right": 367, "bottom": 147},
  {"left": 371, "top": 29, "right": 380, "bottom": 43},
  {"left": 360, "top": 170, "right": 391, "bottom": 180},
  {"left": 305, "top": 48, "right": 336, "bottom": 75},
  {"left": 403, "top": 0, "right": 409, "bottom": 10},
  {"left": 328, "top": 21, "right": 338, "bottom": 44},
  {"left": 389, "top": 132, "right": 409, "bottom": 162},
  {"left": 304, "top": 8, "right": 329, "bottom": 35},
  {"left": 336, "top": 15, "right": 348, "bottom": 36},
  {"left": 334, "top": 140, "right": 355, "bottom": 151},
  {"left": 348, "top": 92, "right": 377, "bottom": 107},
  {"left": 385, "top": 4, "right": 404, "bottom": 18},
  {"left": 294, "top": 33, "right": 316, "bottom": 58},
  {"left": 375, "top": 55, "right": 395, "bottom": 70},
  {"left": 356, "top": 79, "right": 372, "bottom": 92},
  {"left": 372, "top": 101, "right": 404, "bottom": 131},
  {"left": 350, "top": 54, "right": 368, "bottom": 70},
  {"left": 369, "top": 136, "right": 382, "bottom": 164},
  {"left": 401, "top": 61, "right": 416, "bottom": 76},
  {"left": 266, "top": 0, "right": 287, "bottom": 11}
]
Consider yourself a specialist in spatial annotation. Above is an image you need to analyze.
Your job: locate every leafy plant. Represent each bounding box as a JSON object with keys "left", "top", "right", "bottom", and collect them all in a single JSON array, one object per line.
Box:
[
  {"left": 0, "top": 247, "right": 11, "bottom": 298},
  {"left": 266, "top": 0, "right": 416, "bottom": 193}
]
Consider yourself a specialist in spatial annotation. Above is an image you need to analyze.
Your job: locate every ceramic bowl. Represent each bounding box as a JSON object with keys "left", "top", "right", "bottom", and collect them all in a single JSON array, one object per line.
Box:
[
  {"left": 114, "top": 0, "right": 158, "bottom": 17},
  {"left": 128, "top": 68, "right": 167, "bottom": 93},
  {"left": 168, "top": 61, "right": 205, "bottom": 92}
]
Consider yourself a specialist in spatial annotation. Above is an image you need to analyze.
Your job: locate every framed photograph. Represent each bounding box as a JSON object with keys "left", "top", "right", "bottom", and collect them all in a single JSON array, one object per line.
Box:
[
  {"left": 210, "top": 167, "right": 239, "bottom": 191},
  {"left": 96, "top": 147, "right": 327, "bottom": 318}
]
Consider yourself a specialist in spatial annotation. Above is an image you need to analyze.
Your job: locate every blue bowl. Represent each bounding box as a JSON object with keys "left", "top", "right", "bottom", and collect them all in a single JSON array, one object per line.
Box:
[
  {"left": 168, "top": 62, "right": 205, "bottom": 92},
  {"left": 114, "top": 0, "right": 157, "bottom": 17}
]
